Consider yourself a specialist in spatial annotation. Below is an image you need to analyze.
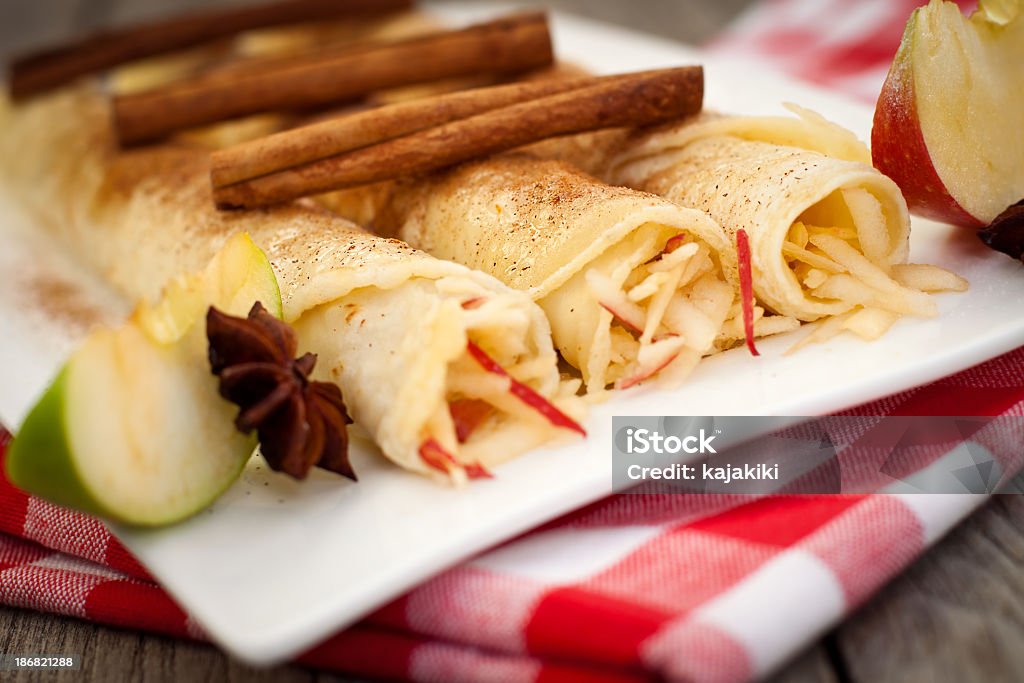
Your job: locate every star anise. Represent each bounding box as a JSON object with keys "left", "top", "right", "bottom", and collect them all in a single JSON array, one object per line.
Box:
[
  {"left": 206, "top": 302, "right": 355, "bottom": 481},
  {"left": 978, "top": 199, "right": 1024, "bottom": 263}
]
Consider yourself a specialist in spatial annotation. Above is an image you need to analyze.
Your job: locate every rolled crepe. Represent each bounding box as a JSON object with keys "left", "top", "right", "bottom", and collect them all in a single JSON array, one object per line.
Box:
[
  {"left": 0, "top": 86, "right": 583, "bottom": 481},
  {"left": 531, "top": 107, "right": 963, "bottom": 342},
  {"left": 324, "top": 154, "right": 737, "bottom": 392}
]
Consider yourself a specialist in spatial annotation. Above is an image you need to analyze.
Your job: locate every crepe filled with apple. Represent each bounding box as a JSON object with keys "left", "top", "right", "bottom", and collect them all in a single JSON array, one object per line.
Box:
[
  {"left": 0, "top": 85, "right": 584, "bottom": 495},
  {"left": 321, "top": 154, "right": 743, "bottom": 392},
  {"left": 533, "top": 108, "right": 967, "bottom": 347}
]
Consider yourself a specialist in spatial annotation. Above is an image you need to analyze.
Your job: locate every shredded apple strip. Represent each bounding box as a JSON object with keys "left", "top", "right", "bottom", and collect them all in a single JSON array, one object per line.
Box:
[
  {"left": 586, "top": 234, "right": 733, "bottom": 389},
  {"left": 736, "top": 228, "right": 759, "bottom": 356},
  {"left": 782, "top": 217, "right": 967, "bottom": 351},
  {"left": 419, "top": 438, "right": 492, "bottom": 480},
  {"left": 416, "top": 340, "right": 586, "bottom": 480},
  {"left": 449, "top": 398, "right": 493, "bottom": 443},
  {"left": 466, "top": 341, "right": 585, "bottom": 436}
]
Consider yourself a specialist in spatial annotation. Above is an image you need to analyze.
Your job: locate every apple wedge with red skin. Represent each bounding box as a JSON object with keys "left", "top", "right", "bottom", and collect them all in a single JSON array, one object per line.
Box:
[{"left": 871, "top": 0, "right": 1024, "bottom": 227}]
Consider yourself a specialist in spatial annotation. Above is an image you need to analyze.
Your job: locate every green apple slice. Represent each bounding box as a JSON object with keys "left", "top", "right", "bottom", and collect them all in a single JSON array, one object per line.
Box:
[{"left": 6, "top": 233, "right": 282, "bottom": 526}]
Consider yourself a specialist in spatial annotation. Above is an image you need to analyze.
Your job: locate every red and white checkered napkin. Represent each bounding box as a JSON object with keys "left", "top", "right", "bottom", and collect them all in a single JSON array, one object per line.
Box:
[
  {"left": 705, "top": 0, "right": 976, "bottom": 104},
  {"left": 1, "top": 2, "right": 1019, "bottom": 681},
  {"left": 2, "top": 345, "right": 1023, "bottom": 682}
]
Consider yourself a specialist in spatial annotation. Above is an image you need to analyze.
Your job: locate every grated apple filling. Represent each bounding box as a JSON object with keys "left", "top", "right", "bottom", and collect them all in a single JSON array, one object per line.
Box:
[
  {"left": 417, "top": 278, "right": 584, "bottom": 484},
  {"left": 716, "top": 305, "right": 801, "bottom": 351},
  {"left": 295, "top": 276, "right": 582, "bottom": 484},
  {"left": 781, "top": 189, "right": 967, "bottom": 351},
  {"left": 583, "top": 234, "right": 734, "bottom": 390}
]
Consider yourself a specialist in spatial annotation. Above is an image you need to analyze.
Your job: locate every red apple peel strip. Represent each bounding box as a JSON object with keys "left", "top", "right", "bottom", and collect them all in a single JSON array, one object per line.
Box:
[
  {"left": 618, "top": 350, "right": 681, "bottom": 390},
  {"left": 589, "top": 269, "right": 646, "bottom": 334},
  {"left": 663, "top": 234, "right": 689, "bottom": 254},
  {"left": 419, "top": 438, "right": 456, "bottom": 474},
  {"left": 618, "top": 333, "right": 685, "bottom": 389},
  {"left": 418, "top": 438, "right": 491, "bottom": 479},
  {"left": 463, "top": 462, "right": 494, "bottom": 479},
  {"left": 465, "top": 341, "right": 586, "bottom": 436},
  {"left": 736, "top": 228, "right": 759, "bottom": 356},
  {"left": 449, "top": 398, "right": 493, "bottom": 443},
  {"left": 600, "top": 302, "right": 644, "bottom": 335}
]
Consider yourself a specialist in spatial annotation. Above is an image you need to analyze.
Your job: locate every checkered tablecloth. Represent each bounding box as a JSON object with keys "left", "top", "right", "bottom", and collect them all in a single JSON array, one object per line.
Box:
[
  {"left": 706, "top": 0, "right": 976, "bottom": 103},
  {"left": 2, "top": 1, "right": 1019, "bottom": 681},
  {"left": 4, "top": 340, "right": 1022, "bottom": 682}
]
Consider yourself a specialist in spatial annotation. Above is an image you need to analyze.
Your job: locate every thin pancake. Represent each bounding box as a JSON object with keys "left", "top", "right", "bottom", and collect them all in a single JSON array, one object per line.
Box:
[
  {"left": 530, "top": 108, "right": 962, "bottom": 342},
  {"left": 0, "top": 86, "right": 582, "bottom": 481},
  {"left": 322, "top": 153, "right": 739, "bottom": 391}
]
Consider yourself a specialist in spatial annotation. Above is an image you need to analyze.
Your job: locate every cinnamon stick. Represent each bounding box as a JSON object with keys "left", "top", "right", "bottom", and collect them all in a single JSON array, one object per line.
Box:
[
  {"left": 211, "top": 75, "right": 606, "bottom": 188},
  {"left": 8, "top": 0, "right": 413, "bottom": 100},
  {"left": 212, "top": 66, "right": 704, "bottom": 209},
  {"left": 114, "top": 13, "right": 554, "bottom": 146}
]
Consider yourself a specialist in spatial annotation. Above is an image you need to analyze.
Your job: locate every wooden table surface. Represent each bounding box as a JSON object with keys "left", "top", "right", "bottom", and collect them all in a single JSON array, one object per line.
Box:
[{"left": 2, "top": 1, "right": 1023, "bottom": 682}]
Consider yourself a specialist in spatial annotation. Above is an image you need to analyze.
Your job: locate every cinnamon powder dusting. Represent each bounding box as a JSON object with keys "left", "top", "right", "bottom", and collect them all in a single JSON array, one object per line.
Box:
[{"left": 24, "top": 273, "right": 107, "bottom": 334}]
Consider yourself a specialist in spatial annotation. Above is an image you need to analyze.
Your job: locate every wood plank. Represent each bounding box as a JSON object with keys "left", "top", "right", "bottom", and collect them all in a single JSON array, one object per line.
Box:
[
  {"left": 766, "top": 644, "right": 841, "bottom": 683},
  {"left": 0, "top": 606, "right": 355, "bottom": 682},
  {"left": 835, "top": 496, "right": 1024, "bottom": 683}
]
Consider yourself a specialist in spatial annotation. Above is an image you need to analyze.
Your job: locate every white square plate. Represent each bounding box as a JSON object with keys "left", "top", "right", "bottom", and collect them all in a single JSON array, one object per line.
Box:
[{"left": 2, "top": 4, "right": 1023, "bottom": 666}]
